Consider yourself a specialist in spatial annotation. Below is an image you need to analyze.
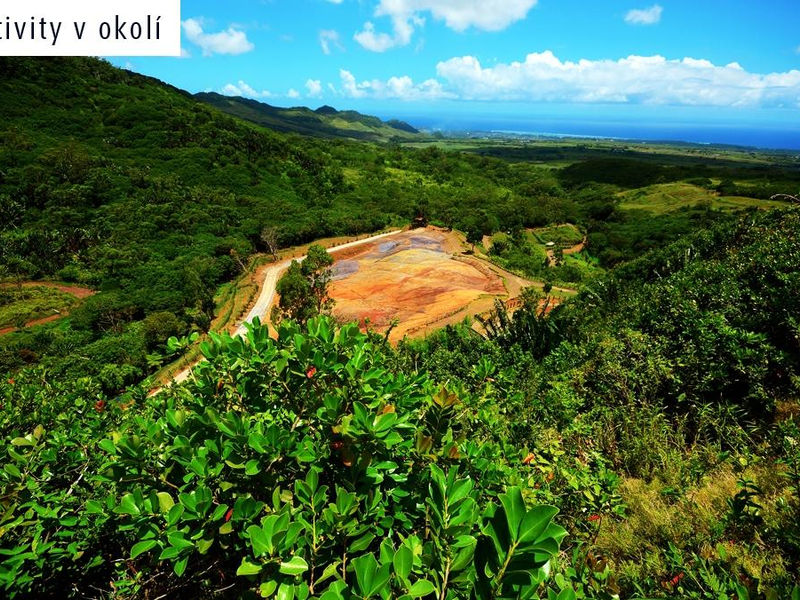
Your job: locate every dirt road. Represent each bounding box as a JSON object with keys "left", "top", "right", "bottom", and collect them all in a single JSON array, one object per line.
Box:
[
  {"left": 167, "top": 229, "right": 406, "bottom": 386},
  {"left": 546, "top": 237, "right": 587, "bottom": 265},
  {"left": 234, "top": 229, "right": 405, "bottom": 337}
]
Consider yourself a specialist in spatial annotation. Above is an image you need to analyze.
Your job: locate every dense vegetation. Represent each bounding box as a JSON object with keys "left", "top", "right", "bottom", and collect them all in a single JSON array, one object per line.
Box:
[
  {"left": 2, "top": 209, "right": 799, "bottom": 599},
  {"left": 0, "top": 317, "right": 568, "bottom": 599},
  {"left": 1, "top": 58, "right": 794, "bottom": 390},
  {"left": 400, "top": 208, "right": 800, "bottom": 598},
  {"left": 2, "top": 57, "right": 800, "bottom": 599}
]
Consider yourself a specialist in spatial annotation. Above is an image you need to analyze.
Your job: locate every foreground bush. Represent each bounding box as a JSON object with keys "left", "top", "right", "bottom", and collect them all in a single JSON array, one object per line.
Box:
[{"left": 0, "top": 317, "right": 566, "bottom": 599}]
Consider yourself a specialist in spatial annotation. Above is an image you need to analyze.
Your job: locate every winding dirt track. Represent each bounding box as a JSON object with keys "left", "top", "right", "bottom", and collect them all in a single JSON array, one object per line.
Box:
[
  {"left": 167, "top": 230, "right": 406, "bottom": 386},
  {"left": 232, "top": 230, "right": 404, "bottom": 338}
]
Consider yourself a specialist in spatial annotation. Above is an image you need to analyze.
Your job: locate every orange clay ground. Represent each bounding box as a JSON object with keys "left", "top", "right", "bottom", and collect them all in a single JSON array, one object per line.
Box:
[{"left": 327, "top": 227, "right": 533, "bottom": 342}]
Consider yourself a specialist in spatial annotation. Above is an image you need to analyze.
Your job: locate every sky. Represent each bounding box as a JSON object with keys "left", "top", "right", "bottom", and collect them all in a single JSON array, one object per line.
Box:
[{"left": 112, "top": 0, "right": 800, "bottom": 143}]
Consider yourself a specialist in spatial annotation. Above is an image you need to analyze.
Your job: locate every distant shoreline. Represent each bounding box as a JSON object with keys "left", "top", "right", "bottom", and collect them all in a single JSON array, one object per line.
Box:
[
  {"left": 413, "top": 126, "right": 800, "bottom": 154},
  {"left": 386, "top": 114, "right": 800, "bottom": 153}
]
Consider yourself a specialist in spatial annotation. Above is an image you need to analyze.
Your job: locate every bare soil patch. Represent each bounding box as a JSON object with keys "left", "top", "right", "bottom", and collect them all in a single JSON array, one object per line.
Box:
[{"left": 327, "top": 228, "right": 529, "bottom": 342}]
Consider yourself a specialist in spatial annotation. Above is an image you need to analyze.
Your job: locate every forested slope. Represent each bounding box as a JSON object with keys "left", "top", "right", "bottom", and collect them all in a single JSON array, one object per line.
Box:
[
  {"left": 0, "top": 58, "right": 514, "bottom": 388},
  {"left": 0, "top": 56, "right": 793, "bottom": 395},
  {"left": 196, "top": 92, "right": 421, "bottom": 142}
]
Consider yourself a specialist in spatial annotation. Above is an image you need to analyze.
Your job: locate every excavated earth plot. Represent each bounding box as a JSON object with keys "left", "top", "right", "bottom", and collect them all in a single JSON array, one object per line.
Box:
[{"left": 328, "top": 228, "right": 513, "bottom": 342}]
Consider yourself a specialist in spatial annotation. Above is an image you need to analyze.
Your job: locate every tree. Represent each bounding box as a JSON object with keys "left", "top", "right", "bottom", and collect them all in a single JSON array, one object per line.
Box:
[
  {"left": 273, "top": 244, "right": 334, "bottom": 326},
  {"left": 442, "top": 207, "right": 459, "bottom": 231},
  {"left": 260, "top": 226, "right": 280, "bottom": 260},
  {"left": 141, "top": 311, "right": 186, "bottom": 349},
  {"left": 465, "top": 225, "right": 483, "bottom": 252}
]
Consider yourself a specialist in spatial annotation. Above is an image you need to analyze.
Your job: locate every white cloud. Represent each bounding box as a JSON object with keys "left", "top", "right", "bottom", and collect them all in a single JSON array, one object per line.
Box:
[
  {"left": 182, "top": 18, "right": 255, "bottom": 56},
  {"left": 624, "top": 5, "right": 663, "bottom": 25},
  {"left": 319, "top": 29, "right": 344, "bottom": 54},
  {"left": 355, "top": 0, "right": 537, "bottom": 52},
  {"left": 221, "top": 81, "right": 272, "bottom": 99},
  {"left": 354, "top": 20, "right": 416, "bottom": 53},
  {"left": 339, "top": 70, "right": 366, "bottom": 98},
  {"left": 337, "top": 69, "right": 454, "bottom": 100},
  {"left": 334, "top": 51, "right": 800, "bottom": 108},
  {"left": 434, "top": 52, "right": 800, "bottom": 107},
  {"left": 287, "top": 89, "right": 301, "bottom": 99},
  {"left": 179, "top": 47, "right": 191, "bottom": 59},
  {"left": 306, "top": 79, "right": 323, "bottom": 98}
]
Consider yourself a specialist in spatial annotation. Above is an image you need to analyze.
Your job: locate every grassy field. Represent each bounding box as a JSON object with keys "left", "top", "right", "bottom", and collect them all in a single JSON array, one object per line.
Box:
[
  {"left": 0, "top": 286, "right": 80, "bottom": 330},
  {"left": 617, "top": 182, "right": 789, "bottom": 214},
  {"left": 531, "top": 223, "right": 584, "bottom": 246}
]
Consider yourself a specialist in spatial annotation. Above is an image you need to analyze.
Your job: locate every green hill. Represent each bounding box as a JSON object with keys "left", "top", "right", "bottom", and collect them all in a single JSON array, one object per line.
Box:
[
  {"left": 195, "top": 92, "right": 422, "bottom": 142},
  {"left": 1, "top": 56, "right": 795, "bottom": 394},
  {"left": 0, "top": 57, "right": 544, "bottom": 389},
  {"left": 1, "top": 56, "right": 800, "bottom": 600}
]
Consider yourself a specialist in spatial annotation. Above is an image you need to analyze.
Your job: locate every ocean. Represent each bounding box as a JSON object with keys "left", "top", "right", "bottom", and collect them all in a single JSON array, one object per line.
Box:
[{"left": 402, "top": 115, "right": 800, "bottom": 152}]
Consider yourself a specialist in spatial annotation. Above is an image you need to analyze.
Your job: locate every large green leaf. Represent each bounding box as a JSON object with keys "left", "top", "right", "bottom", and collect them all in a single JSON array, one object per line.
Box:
[
  {"left": 277, "top": 582, "right": 296, "bottom": 600},
  {"left": 518, "top": 506, "right": 559, "bottom": 544},
  {"left": 498, "top": 487, "right": 527, "bottom": 541},
  {"left": 393, "top": 546, "right": 413, "bottom": 581},
  {"left": 407, "top": 579, "right": 436, "bottom": 598},
  {"left": 130, "top": 540, "right": 158, "bottom": 559},
  {"left": 156, "top": 492, "right": 175, "bottom": 513},
  {"left": 115, "top": 493, "right": 141, "bottom": 516},
  {"left": 248, "top": 525, "right": 269, "bottom": 557},
  {"left": 166, "top": 532, "right": 194, "bottom": 551},
  {"left": 319, "top": 581, "right": 350, "bottom": 600},
  {"left": 236, "top": 557, "right": 263, "bottom": 576},
  {"left": 451, "top": 535, "right": 477, "bottom": 572},
  {"left": 174, "top": 557, "right": 189, "bottom": 577},
  {"left": 280, "top": 556, "right": 310, "bottom": 576},
  {"left": 352, "top": 554, "right": 378, "bottom": 598}
]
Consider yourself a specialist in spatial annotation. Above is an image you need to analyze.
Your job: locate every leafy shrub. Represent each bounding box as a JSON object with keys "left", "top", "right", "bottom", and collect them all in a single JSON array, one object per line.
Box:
[
  {"left": 141, "top": 310, "right": 186, "bottom": 349},
  {"left": 0, "top": 317, "right": 567, "bottom": 599}
]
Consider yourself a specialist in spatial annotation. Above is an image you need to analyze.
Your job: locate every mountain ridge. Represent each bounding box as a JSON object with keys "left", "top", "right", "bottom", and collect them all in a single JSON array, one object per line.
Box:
[{"left": 195, "top": 92, "right": 421, "bottom": 142}]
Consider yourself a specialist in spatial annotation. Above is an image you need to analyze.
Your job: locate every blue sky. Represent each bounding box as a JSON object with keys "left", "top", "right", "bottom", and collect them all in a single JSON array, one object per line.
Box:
[{"left": 112, "top": 0, "right": 800, "bottom": 135}]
